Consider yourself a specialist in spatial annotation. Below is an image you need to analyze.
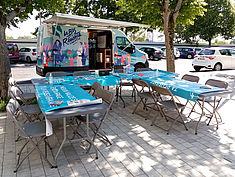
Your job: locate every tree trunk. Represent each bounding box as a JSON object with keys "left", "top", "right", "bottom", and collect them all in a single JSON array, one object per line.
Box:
[
  {"left": 0, "top": 23, "right": 11, "bottom": 101},
  {"left": 208, "top": 38, "right": 211, "bottom": 47}
]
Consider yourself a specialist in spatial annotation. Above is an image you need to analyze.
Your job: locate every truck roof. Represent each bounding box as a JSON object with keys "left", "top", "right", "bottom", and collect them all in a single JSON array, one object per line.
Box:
[{"left": 43, "top": 13, "right": 150, "bottom": 28}]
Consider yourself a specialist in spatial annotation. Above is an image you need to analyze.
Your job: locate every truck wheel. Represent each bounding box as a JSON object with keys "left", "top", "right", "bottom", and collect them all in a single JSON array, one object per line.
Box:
[
  {"left": 134, "top": 63, "right": 145, "bottom": 71},
  {"left": 194, "top": 66, "right": 202, "bottom": 72},
  {"left": 213, "top": 63, "right": 222, "bottom": 71},
  {"left": 187, "top": 54, "right": 193, "bottom": 59},
  {"left": 26, "top": 56, "right": 32, "bottom": 63}
]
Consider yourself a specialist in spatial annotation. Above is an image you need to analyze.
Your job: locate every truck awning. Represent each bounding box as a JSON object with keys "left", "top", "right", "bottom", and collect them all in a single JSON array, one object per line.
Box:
[{"left": 43, "top": 13, "right": 150, "bottom": 28}]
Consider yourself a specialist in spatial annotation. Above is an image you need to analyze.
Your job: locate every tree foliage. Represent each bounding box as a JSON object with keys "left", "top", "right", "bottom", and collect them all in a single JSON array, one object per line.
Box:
[
  {"left": 0, "top": 0, "right": 64, "bottom": 100},
  {"left": 116, "top": 0, "right": 206, "bottom": 72},
  {"left": 175, "top": 0, "right": 235, "bottom": 46}
]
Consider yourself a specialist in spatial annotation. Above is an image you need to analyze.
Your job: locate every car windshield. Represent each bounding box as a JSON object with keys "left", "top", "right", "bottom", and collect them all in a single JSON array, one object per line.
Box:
[{"left": 199, "top": 49, "right": 215, "bottom": 55}]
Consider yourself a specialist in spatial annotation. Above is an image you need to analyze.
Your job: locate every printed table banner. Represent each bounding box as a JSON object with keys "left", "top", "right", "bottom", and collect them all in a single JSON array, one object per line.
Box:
[
  {"left": 47, "top": 74, "right": 120, "bottom": 86},
  {"left": 143, "top": 77, "right": 226, "bottom": 102},
  {"left": 112, "top": 69, "right": 178, "bottom": 81},
  {"left": 35, "top": 84, "right": 102, "bottom": 114}
]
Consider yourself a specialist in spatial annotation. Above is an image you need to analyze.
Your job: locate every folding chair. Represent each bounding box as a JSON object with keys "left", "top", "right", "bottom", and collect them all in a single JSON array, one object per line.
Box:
[
  {"left": 188, "top": 79, "right": 228, "bottom": 133},
  {"left": 9, "top": 90, "right": 42, "bottom": 122},
  {"left": 181, "top": 74, "right": 200, "bottom": 109},
  {"left": 9, "top": 78, "right": 36, "bottom": 105},
  {"left": 181, "top": 74, "right": 199, "bottom": 83},
  {"left": 7, "top": 99, "right": 55, "bottom": 172},
  {"left": 115, "top": 69, "right": 136, "bottom": 105},
  {"left": 150, "top": 85, "right": 188, "bottom": 134},
  {"left": 70, "top": 87, "right": 115, "bottom": 150},
  {"left": 136, "top": 68, "right": 152, "bottom": 72},
  {"left": 89, "top": 81, "right": 102, "bottom": 96},
  {"left": 73, "top": 71, "right": 91, "bottom": 76},
  {"left": 132, "top": 79, "right": 154, "bottom": 115},
  {"left": 45, "top": 71, "right": 67, "bottom": 77}
]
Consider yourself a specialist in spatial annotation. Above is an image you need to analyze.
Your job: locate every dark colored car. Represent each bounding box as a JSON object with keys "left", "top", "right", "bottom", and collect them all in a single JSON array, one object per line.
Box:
[
  {"left": 178, "top": 47, "right": 196, "bottom": 59},
  {"left": 139, "top": 47, "right": 163, "bottom": 60},
  {"left": 7, "top": 43, "right": 20, "bottom": 63}
]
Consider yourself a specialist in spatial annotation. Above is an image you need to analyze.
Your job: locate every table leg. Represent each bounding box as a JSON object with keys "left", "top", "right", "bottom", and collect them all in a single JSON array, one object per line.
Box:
[
  {"left": 55, "top": 117, "right": 66, "bottom": 159},
  {"left": 195, "top": 99, "right": 205, "bottom": 135},
  {"left": 86, "top": 114, "right": 98, "bottom": 159}
]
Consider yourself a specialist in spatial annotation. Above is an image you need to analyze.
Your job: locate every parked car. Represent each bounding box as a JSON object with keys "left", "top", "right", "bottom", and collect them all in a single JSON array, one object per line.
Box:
[
  {"left": 161, "top": 47, "right": 180, "bottom": 59},
  {"left": 139, "top": 47, "right": 163, "bottom": 60},
  {"left": 193, "top": 47, "right": 203, "bottom": 54},
  {"left": 19, "top": 47, "right": 37, "bottom": 62},
  {"left": 178, "top": 47, "right": 196, "bottom": 59},
  {"left": 7, "top": 43, "right": 19, "bottom": 63},
  {"left": 192, "top": 48, "right": 235, "bottom": 71}
]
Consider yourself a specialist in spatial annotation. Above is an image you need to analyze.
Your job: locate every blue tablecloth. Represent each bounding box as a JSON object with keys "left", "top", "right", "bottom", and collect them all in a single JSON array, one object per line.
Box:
[
  {"left": 46, "top": 75, "right": 120, "bottom": 86},
  {"left": 143, "top": 77, "right": 226, "bottom": 102},
  {"left": 112, "top": 69, "right": 178, "bottom": 81},
  {"left": 35, "top": 84, "right": 101, "bottom": 114}
]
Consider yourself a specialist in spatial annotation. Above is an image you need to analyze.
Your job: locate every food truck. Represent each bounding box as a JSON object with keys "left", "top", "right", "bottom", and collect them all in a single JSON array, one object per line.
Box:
[{"left": 36, "top": 13, "right": 150, "bottom": 76}]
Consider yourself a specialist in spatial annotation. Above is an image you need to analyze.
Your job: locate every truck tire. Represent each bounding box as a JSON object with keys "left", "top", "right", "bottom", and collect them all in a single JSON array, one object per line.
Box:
[
  {"left": 194, "top": 66, "right": 202, "bottom": 72},
  {"left": 213, "top": 63, "right": 222, "bottom": 71}
]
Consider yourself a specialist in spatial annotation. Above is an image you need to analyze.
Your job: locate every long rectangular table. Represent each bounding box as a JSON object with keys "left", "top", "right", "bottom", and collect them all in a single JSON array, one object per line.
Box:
[
  {"left": 33, "top": 83, "right": 107, "bottom": 159},
  {"left": 113, "top": 70, "right": 232, "bottom": 134}
]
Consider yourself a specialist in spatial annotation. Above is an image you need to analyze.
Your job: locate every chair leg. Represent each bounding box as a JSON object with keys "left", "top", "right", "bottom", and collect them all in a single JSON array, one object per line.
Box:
[
  {"left": 132, "top": 99, "right": 142, "bottom": 114},
  {"left": 188, "top": 101, "right": 197, "bottom": 118}
]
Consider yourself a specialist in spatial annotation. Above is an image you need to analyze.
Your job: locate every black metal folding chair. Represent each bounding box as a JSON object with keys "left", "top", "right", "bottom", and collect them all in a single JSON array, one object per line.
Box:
[
  {"left": 70, "top": 87, "right": 115, "bottom": 151},
  {"left": 7, "top": 99, "right": 56, "bottom": 173},
  {"left": 132, "top": 79, "right": 154, "bottom": 115},
  {"left": 188, "top": 79, "right": 228, "bottom": 133},
  {"left": 150, "top": 85, "right": 188, "bottom": 134}
]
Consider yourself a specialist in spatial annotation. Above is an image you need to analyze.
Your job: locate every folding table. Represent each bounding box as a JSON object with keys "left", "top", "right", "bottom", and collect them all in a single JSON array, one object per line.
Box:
[{"left": 33, "top": 83, "right": 107, "bottom": 159}]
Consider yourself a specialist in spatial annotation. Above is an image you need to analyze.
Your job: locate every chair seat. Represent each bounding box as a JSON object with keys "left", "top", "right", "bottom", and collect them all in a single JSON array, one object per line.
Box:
[
  {"left": 137, "top": 92, "right": 152, "bottom": 99},
  {"left": 22, "top": 104, "right": 41, "bottom": 115},
  {"left": 19, "top": 121, "right": 46, "bottom": 137},
  {"left": 76, "top": 113, "right": 104, "bottom": 123},
  {"left": 21, "top": 93, "right": 36, "bottom": 100},
  {"left": 197, "top": 96, "right": 221, "bottom": 102},
  {"left": 159, "top": 100, "right": 185, "bottom": 109},
  {"left": 77, "top": 84, "right": 92, "bottom": 90},
  {"left": 120, "top": 82, "right": 133, "bottom": 86}
]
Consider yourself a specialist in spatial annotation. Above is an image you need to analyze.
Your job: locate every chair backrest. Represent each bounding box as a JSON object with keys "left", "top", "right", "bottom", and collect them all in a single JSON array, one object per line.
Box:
[
  {"left": 132, "top": 79, "right": 150, "bottom": 92},
  {"left": 182, "top": 74, "right": 199, "bottom": 83},
  {"left": 205, "top": 79, "right": 228, "bottom": 89},
  {"left": 73, "top": 71, "right": 91, "bottom": 76},
  {"left": 94, "top": 87, "right": 115, "bottom": 106},
  {"left": 151, "top": 85, "right": 172, "bottom": 96},
  {"left": 10, "top": 86, "right": 23, "bottom": 100},
  {"left": 136, "top": 68, "right": 152, "bottom": 72},
  {"left": 45, "top": 72, "right": 67, "bottom": 77},
  {"left": 91, "top": 81, "right": 102, "bottom": 91},
  {"left": 7, "top": 100, "right": 32, "bottom": 138}
]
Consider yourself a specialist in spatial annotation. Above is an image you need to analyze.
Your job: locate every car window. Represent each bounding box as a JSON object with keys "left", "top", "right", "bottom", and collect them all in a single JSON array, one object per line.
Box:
[
  {"left": 19, "top": 48, "right": 25, "bottom": 52},
  {"left": 146, "top": 48, "right": 153, "bottom": 52},
  {"left": 32, "top": 49, "right": 36, "bottom": 52},
  {"left": 13, "top": 45, "right": 18, "bottom": 52},
  {"left": 8, "top": 45, "right": 13, "bottom": 52},
  {"left": 199, "top": 49, "right": 215, "bottom": 55},
  {"left": 140, "top": 48, "right": 145, "bottom": 52},
  {"left": 219, "top": 49, "right": 231, "bottom": 56},
  {"left": 25, "top": 48, "right": 31, "bottom": 52},
  {"left": 229, "top": 49, "right": 235, "bottom": 56},
  {"left": 161, "top": 48, "right": 166, "bottom": 52},
  {"left": 116, "top": 37, "right": 131, "bottom": 49}
]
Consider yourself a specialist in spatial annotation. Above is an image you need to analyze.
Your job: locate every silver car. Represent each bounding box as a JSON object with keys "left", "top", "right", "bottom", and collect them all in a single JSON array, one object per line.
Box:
[{"left": 19, "top": 47, "right": 37, "bottom": 62}]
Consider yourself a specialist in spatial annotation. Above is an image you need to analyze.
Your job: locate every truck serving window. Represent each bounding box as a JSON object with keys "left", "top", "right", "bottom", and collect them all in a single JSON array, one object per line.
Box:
[{"left": 116, "top": 37, "right": 131, "bottom": 50}]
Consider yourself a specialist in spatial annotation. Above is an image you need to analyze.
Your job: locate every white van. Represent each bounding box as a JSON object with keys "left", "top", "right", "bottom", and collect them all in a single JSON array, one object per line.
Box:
[
  {"left": 36, "top": 13, "right": 149, "bottom": 76},
  {"left": 192, "top": 48, "right": 235, "bottom": 71}
]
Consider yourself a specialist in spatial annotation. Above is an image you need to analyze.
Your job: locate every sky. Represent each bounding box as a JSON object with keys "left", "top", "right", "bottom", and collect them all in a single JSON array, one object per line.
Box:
[{"left": 6, "top": 0, "right": 235, "bottom": 40}]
